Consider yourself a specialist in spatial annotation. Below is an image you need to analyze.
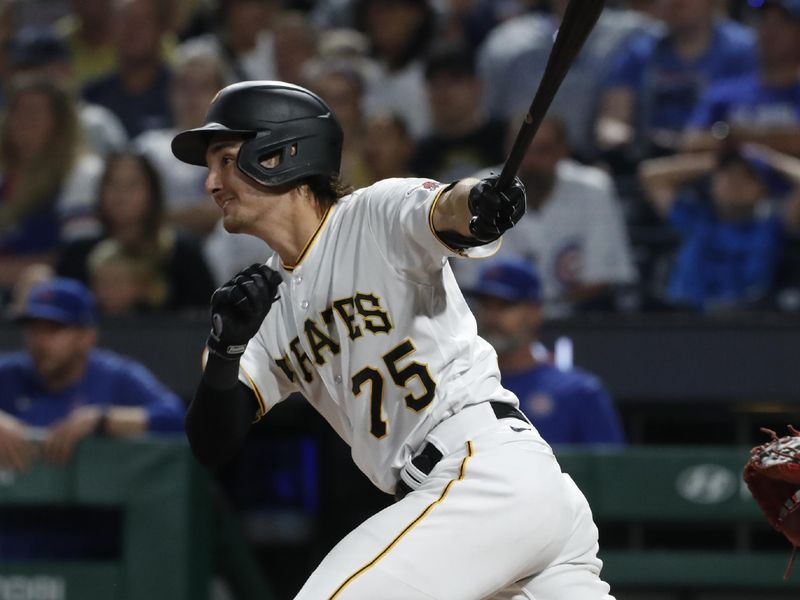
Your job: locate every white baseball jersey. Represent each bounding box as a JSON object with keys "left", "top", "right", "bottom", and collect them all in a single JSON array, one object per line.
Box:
[{"left": 238, "top": 178, "right": 520, "bottom": 493}]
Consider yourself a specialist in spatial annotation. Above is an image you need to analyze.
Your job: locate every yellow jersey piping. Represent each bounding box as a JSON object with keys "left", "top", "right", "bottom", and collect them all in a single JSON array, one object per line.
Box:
[
  {"left": 427, "top": 184, "right": 467, "bottom": 256},
  {"left": 283, "top": 205, "right": 333, "bottom": 272},
  {"left": 240, "top": 363, "right": 267, "bottom": 421},
  {"left": 426, "top": 183, "right": 505, "bottom": 259},
  {"left": 328, "top": 441, "right": 474, "bottom": 599}
]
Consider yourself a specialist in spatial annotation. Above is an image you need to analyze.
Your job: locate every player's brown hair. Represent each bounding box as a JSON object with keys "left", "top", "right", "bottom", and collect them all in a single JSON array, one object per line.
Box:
[{"left": 303, "top": 174, "right": 353, "bottom": 212}]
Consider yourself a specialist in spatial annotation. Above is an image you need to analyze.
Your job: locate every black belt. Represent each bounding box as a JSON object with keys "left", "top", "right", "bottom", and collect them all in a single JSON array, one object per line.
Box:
[{"left": 395, "top": 401, "right": 528, "bottom": 501}]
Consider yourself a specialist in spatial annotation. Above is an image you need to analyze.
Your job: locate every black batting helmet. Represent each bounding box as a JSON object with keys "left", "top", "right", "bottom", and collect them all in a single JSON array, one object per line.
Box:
[{"left": 171, "top": 80, "right": 343, "bottom": 187}]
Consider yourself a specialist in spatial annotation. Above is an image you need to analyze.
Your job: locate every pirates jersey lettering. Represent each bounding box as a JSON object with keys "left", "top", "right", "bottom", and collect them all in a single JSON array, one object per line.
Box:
[{"left": 275, "top": 292, "right": 391, "bottom": 377}]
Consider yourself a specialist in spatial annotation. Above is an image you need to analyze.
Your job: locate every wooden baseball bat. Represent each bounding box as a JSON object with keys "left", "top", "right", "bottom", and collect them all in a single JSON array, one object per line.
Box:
[{"left": 495, "top": 0, "right": 607, "bottom": 191}]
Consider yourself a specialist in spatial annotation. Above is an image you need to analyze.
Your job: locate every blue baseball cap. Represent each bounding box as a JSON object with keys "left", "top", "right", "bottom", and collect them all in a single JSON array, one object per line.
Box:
[
  {"left": 468, "top": 259, "right": 542, "bottom": 304},
  {"left": 16, "top": 277, "right": 97, "bottom": 326}
]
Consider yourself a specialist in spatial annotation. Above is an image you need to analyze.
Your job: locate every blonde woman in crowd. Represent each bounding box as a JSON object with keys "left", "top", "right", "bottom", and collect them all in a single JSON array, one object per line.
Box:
[{"left": 0, "top": 76, "right": 102, "bottom": 294}]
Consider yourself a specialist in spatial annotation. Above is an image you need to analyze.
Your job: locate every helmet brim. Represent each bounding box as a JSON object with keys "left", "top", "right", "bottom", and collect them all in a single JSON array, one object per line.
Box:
[{"left": 171, "top": 123, "right": 254, "bottom": 166}]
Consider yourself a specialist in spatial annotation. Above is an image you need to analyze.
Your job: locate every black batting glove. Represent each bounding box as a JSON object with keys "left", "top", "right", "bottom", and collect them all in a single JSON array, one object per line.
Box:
[
  {"left": 467, "top": 175, "right": 527, "bottom": 243},
  {"left": 207, "top": 264, "right": 282, "bottom": 361}
]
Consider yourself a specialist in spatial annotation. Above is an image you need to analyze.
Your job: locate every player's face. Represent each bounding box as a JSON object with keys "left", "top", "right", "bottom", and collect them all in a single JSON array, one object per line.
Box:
[
  {"left": 23, "top": 321, "right": 95, "bottom": 386},
  {"left": 475, "top": 297, "right": 540, "bottom": 356},
  {"left": 205, "top": 138, "right": 286, "bottom": 235}
]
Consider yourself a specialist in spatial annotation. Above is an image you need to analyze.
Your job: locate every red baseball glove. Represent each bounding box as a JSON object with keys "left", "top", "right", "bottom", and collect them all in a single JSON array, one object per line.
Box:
[{"left": 744, "top": 426, "right": 800, "bottom": 579}]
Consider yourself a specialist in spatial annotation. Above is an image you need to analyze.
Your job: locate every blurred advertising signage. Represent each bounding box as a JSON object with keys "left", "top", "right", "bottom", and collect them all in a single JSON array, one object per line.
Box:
[{"left": 0, "top": 576, "right": 65, "bottom": 600}]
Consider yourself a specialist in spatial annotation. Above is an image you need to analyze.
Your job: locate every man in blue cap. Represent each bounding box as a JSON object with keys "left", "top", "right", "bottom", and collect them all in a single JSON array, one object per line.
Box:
[
  {"left": 0, "top": 278, "right": 275, "bottom": 599},
  {"left": 0, "top": 277, "right": 184, "bottom": 471},
  {"left": 470, "top": 259, "right": 625, "bottom": 446}
]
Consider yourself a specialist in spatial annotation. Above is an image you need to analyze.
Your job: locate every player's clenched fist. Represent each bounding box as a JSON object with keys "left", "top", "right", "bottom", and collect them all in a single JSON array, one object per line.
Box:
[
  {"left": 207, "top": 264, "right": 282, "bottom": 361},
  {"left": 467, "top": 175, "right": 526, "bottom": 243}
]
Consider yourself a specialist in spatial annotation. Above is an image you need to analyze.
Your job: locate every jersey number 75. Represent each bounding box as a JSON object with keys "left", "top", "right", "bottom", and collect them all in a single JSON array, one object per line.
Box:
[{"left": 351, "top": 338, "right": 436, "bottom": 438}]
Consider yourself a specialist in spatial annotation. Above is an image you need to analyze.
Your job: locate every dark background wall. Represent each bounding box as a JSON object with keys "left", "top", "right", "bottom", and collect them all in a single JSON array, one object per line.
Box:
[{"left": 5, "top": 313, "right": 798, "bottom": 405}]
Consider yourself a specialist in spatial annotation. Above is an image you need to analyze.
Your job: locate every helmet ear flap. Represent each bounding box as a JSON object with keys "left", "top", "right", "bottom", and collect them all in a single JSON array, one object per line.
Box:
[
  {"left": 236, "top": 138, "right": 272, "bottom": 187},
  {"left": 258, "top": 148, "right": 285, "bottom": 170},
  {"left": 237, "top": 136, "right": 291, "bottom": 187},
  {"left": 238, "top": 131, "right": 330, "bottom": 187},
  {"left": 237, "top": 144, "right": 296, "bottom": 186},
  {"left": 258, "top": 144, "right": 297, "bottom": 170}
]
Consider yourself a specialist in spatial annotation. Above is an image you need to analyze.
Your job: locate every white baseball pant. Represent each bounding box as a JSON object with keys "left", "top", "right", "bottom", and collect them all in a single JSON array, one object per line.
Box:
[{"left": 294, "top": 405, "right": 615, "bottom": 600}]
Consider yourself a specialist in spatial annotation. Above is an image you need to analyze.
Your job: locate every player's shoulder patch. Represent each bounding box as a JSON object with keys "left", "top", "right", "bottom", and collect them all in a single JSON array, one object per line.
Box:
[{"left": 404, "top": 179, "right": 441, "bottom": 197}]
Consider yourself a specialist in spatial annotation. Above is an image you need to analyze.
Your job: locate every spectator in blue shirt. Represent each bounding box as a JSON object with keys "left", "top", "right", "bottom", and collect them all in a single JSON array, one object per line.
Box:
[
  {"left": 469, "top": 259, "right": 626, "bottom": 446},
  {"left": 0, "top": 276, "right": 184, "bottom": 471},
  {"left": 684, "top": 0, "right": 800, "bottom": 156},
  {"left": 639, "top": 144, "right": 800, "bottom": 310},
  {"left": 0, "top": 277, "right": 272, "bottom": 599},
  {"left": 597, "top": 0, "right": 757, "bottom": 163}
]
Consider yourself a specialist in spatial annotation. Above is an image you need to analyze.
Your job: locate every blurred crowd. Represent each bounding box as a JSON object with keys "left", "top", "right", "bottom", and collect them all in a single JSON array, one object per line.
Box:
[{"left": 0, "top": 0, "right": 799, "bottom": 318}]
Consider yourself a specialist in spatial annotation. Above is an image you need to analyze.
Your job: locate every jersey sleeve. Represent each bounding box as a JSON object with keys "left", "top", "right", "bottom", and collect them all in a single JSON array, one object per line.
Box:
[
  {"left": 238, "top": 332, "right": 301, "bottom": 420},
  {"left": 362, "top": 178, "right": 500, "bottom": 279}
]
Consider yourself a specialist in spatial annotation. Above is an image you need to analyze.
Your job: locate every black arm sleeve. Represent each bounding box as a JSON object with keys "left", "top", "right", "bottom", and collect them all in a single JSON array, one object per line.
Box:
[{"left": 185, "top": 356, "right": 260, "bottom": 470}]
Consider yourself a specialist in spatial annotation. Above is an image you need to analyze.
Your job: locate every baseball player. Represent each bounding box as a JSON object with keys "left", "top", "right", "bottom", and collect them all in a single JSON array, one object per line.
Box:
[{"left": 173, "top": 80, "right": 615, "bottom": 600}]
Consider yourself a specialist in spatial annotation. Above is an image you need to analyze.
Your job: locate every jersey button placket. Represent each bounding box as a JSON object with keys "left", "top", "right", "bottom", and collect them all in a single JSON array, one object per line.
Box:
[{"left": 292, "top": 269, "right": 308, "bottom": 310}]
